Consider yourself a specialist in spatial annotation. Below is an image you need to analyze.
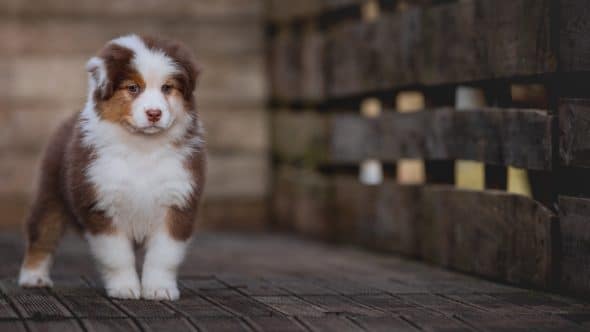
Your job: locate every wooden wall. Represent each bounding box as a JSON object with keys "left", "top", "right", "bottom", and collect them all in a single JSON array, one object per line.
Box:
[
  {"left": 0, "top": 0, "right": 269, "bottom": 230},
  {"left": 267, "top": 0, "right": 590, "bottom": 298}
]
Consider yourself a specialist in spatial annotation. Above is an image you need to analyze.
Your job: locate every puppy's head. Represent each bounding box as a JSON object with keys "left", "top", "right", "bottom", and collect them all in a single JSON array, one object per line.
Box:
[{"left": 86, "top": 34, "right": 200, "bottom": 136}]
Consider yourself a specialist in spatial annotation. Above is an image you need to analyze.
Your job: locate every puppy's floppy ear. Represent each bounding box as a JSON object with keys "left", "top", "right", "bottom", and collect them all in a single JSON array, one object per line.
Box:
[{"left": 86, "top": 57, "right": 108, "bottom": 99}]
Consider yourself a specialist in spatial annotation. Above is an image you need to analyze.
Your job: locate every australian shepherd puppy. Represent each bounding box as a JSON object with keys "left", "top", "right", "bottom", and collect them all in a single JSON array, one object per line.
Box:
[{"left": 17, "top": 34, "right": 205, "bottom": 301}]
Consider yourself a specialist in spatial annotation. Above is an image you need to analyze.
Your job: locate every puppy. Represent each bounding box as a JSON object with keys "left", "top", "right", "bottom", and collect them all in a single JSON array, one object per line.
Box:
[{"left": 17, "top": 34, "right": 205, "bottom": 301}]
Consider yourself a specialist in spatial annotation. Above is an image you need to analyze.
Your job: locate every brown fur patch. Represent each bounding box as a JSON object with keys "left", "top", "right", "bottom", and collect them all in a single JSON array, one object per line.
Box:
[
  {"left": 65, "top": 118, "right": 117, "bottom": 235},
  {"left": 166, "top": 117, "right": 206, "bottom": 241},
  {"left": 23, "top": 249, "right": 50, "bottom": 269},
  {"left": 140, "top": 35, "right": 200, "bottom": 108},
  {"left": 96, "top": 75, "right": 144, "bottom": 124},
  {"left": 92, "top": 43, "right": 145, "bottom": 123},
  {"left": 23, "top": 116, "right": 76, "bottom": 264}
]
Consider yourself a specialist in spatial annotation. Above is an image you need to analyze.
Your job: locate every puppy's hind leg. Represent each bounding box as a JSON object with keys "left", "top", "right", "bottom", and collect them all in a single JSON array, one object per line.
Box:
[{"left": 19, "top": 200, "right": 67, "bottom": 288}]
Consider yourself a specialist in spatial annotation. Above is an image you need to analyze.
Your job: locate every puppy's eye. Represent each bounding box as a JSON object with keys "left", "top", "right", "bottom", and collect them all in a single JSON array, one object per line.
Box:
[
  {"left": 127, "top": 84, "right": 140, "bottom": 94},
  {"left": 161, "top": 84, "right": 173, "bottom": 94}
]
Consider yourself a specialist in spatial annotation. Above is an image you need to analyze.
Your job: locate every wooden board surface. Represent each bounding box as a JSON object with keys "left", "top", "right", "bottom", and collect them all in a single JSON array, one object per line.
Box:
[
  {"left": 560, "top": 99, "right": 590, "bottom": 168},
  {"left": 0, "top": 231, "right": 587, "bottom": 331},
  {"left": 321, "top": 0, "right": 555, "bottom": 97},
  {"left": 274, "top": 170, "right": 557, "bottom": 287},
  {"left": 273, "top": 108, "right": 553, "bottom": 170},
  {"left": 558, "top": 195, "right": 590, "bottom": 297}
]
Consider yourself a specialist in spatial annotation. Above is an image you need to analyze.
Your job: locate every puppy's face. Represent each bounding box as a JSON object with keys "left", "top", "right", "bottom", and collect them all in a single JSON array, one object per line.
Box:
[{"left": 86, "top": 35, "right": 199, "bottom": 136}]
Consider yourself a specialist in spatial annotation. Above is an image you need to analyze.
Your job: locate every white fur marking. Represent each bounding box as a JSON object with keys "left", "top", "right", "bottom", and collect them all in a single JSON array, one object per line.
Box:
[
  {"left": 86, "top": 233, "right": 141, "bottom": 299},
  {"left": 18, "top": 256, "right": 53, "bottom": 288},
  {"left": 141, "top": 230, "right": 188, "bottom": 300},
  {"left": 81, "top": 110, "right": 196, "bottom": 242}
]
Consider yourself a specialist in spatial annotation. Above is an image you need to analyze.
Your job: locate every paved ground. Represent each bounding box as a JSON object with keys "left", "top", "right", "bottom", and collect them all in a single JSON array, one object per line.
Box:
[{"left": 0, "top": 231, "right": 588, "bottom": 331}]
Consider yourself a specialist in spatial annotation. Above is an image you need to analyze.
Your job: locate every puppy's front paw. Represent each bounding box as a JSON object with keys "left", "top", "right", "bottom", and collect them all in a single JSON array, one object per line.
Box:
[
  {"left": 105, "top": 272, "right": 141, "bottom": 300},
  {"left": 18, "top": 269, "right": 53, "bottom": 288},
  {"left": 142, "top": 283, "right": 180, "bottom": 301},
  {"left": 107, "top": 285, "right": 141, "bottom": 299}
]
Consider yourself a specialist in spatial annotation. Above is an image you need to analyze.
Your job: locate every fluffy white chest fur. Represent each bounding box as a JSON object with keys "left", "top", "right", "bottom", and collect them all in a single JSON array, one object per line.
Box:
[{"left": 86, "top": 138, "right": 194, "bottom": 242}]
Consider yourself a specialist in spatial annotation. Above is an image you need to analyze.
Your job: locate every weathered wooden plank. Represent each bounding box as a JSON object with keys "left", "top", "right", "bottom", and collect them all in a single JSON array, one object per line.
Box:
[
  {"left": 0, "top": 54, "right": 265, "bottom": 109},
  {"left": 0, "top": 292, "right": 20, "bottom": 319},
  {"left": 290, "top": 169, "right": 334, "bottom": 240},
  {"left": 137, "top": 318, "right": 199, "bottom": 332},
  {"left": 0, "top": 18, "right": 263, "bottom": 57},
  {"left": 205, "top": 153, "right": 269, "bottom": 199},
  {"left": 371, "top": 108, "right": 552, "bottom": 170},
  {"left": 274, "top": 108, "right": 553, "bottom": 170},
  {"left": 300, "top": 23, "right": 325, "bottom": 102},
  {"left": 559, "top": 0, "right": 590, "bottom": 72},
  {"left": 82, "top": 319, "right": 141, "bottom": 332},
  {"left": 349, "top": 315, "right": 420, "bottom": 332},
  {"left": 323, "top": 0, "right": 554, "bottom": 97},
  {"left": 397, "top": 293, "right": 482, "bottom": 316},
  {"left": 201, "top": 108, "right": 268, "bottom": 154},
  {"left": 0, "top": 0, "right": 262, "bottom": 19},
  {"left": 325, "top": 11, "right": 423, "bottom": 97},
  {"left": 267, "top": 0, "right": 365, "bottom": 22},
  {"left": 276, "top": 171, "right": 555, "bottom": 287},
  {"left": 0, "top": 321, "right": 27, "bottom": 332},
  {"left": 191, "top": 316, "right": 254, "bottom": 332},
  {"left": 53, "top": 277, "right": 128, "bottom": 319},
  {"left": 459, "top": 312, "right": 583, "bottom": 332},
  {"left": 398, "top": 307, "right": 475, "bottom": 331},
  {"left": 300, "top": 294, "right": 383, "bottom": 316},
  {"left": 267, "top": 0, "right": 322, "bottom": 22},
  {"left": 195, "top": 289, "right": 279, "bottom": 317},
  {"left": 248, "top": 316, "right": 306, "bottom": 332},
  {"left": 269, "top": 28, "right": 302, "bottom": 101},
  {"left": 25, "top": 319, "right": 84, "bottom": 332},
  {"left": 198, "top": 198, "right": 268, "bottom": 232},
  {"left": 558, "top": 195, "right": 590, "bottom": 296},
  {"left": 559, "top": 99, "right": 590, "bottom": 168},
  {"left": 332, "top": 176, "right": 422, "bottom": 254},
  {"left": 298, "top": 316, "right": 362, "bottom": 332},
  {"left": 271, "top": 111, "right": 329, "bottom": 166},
  {"left": 0, "top": 280, "right": 73, "bottom": 319},
  {"left": 111, "top": 299, "right": 177, "bottom": 319},
  {"left": 253, "top": 295, "right": 326, "bottom": 317},
  {"left": 272, "top": 167, "right": 298, "bottom": 230},
  {"left": 420, "top": 186, "right": 555, "bottom": 287}
]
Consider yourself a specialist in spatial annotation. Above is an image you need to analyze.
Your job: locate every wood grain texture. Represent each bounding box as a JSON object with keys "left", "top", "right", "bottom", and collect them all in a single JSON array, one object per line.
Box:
[
  {"left": 419, "top": 186, "right": 556, "bottom": 287},
  {"left": 559, "top": 0, "right": 590, "bottom": 72},
  {"left": 273, "top": 108, "right": 553, "bottom": 170},
  {"left": 0, "top": 0, "right": 262, "bottom": 19},
  {"left": 558, "top": 195, "right": 590, "bottom": 297},
  {"left": 300, "top": 0, "right": 555, "bottom": 99},
  {"left": 274, "top": 170, "right": 555, "bottom": 287},
  {"left": 559, "top": 99, "right": 590, "bottom": 168},
  {"left": 0, "top": 232, "right": 587, "bottom": 330}
]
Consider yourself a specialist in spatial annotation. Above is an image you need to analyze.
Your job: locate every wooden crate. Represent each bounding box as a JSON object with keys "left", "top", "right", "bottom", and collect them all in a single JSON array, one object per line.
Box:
[{"left": 267, "top": 0, "right": 590, "bottom": 297}]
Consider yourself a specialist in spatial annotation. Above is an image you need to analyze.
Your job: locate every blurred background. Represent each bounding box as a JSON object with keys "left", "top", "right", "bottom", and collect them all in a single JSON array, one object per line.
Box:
[
  {"left": 2, "top": 0, "right": 590, "bottom": 305},
  {"left": 0, "top": 0, "right": 269, "bottom": 231}
]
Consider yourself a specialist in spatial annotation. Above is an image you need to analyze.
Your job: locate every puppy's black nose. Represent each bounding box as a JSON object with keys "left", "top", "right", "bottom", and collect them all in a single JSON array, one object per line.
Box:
[{"left": 146, "top": 109, "right": 162, "bottom": 123}]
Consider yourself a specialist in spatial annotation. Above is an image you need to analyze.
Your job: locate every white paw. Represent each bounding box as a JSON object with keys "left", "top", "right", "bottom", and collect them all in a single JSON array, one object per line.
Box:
[
  {"left": 142, "top": 284, "right": 180, "bottom": 301},
  {"left": 106, "top": 284, "right": 141, "bottom": 299},
  {"left": 18, "top": 269, "right": 53, "bottom": 288},
  {"left": 105, "top": 272, "right": 141, "bottom": 300}
]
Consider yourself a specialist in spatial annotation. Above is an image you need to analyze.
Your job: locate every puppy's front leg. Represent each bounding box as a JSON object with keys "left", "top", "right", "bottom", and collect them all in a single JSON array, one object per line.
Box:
[
  {"left": 141, "top": 231, "right": 188, "bottom": 301},
  {"left": 87, "top": 231, "right": 140, "bottom": 299}
]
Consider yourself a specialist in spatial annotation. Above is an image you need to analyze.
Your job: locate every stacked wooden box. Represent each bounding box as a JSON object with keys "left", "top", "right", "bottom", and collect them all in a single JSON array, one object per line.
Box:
[{"left": 267, "top": 0, "right": 590, "bottom": 297}]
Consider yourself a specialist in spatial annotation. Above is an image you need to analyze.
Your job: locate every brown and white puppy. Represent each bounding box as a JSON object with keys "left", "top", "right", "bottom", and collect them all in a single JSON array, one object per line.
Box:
[{"left": 18, "top": 34, "right": 205, "bottom": 301}]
